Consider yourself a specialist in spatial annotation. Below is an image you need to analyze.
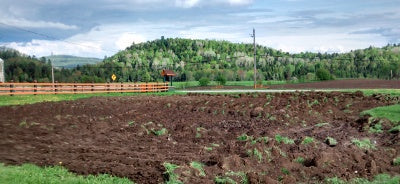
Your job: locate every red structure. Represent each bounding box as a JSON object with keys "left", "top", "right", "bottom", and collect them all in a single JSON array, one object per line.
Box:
[{"left": 161, "top": 69, "right": 176, "bottom": 86}]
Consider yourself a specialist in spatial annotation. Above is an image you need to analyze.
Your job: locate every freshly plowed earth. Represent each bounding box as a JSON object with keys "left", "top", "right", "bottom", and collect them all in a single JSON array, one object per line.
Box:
[{"left": 0, "top": 92, "right": 399, "bottom": 183}]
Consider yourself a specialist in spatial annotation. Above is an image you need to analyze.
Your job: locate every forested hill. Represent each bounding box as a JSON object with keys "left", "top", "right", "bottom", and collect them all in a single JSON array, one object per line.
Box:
[
  {"left": 1, "top": 39, "right": 400, "bottom": 83},
  {"left": 104, "top": 38, "right": 400, "bottom": 82}
]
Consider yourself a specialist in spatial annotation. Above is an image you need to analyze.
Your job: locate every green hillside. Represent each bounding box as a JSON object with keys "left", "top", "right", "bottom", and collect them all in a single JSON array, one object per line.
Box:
[
  {"left": 1, "top": 39, "right": 400, "bottom": 83},
  {"left": 44, "top": 55, "right": 102, "bottom": 68},
  {"left": 102, "top": 38, "right": 400, "bottom": 82}
]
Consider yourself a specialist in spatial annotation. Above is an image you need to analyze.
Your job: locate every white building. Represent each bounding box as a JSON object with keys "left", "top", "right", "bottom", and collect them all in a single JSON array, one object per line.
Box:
[{"left": 0, "top": 58, "right": 4, "bottom": 82}]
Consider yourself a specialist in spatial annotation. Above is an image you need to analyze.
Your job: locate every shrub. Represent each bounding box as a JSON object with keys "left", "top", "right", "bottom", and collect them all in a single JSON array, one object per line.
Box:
[
  {"left": 215, "top": 74, "right": 227, "bottom": 86},
  {"left": 198, "top": 77, "right": 210, "bottom": 86},
  {"left": 316, "top": 68, "right": 332, "bottom": 81},
  {"left": 394, "top": 157, "right": 400, "bottom": 166}
]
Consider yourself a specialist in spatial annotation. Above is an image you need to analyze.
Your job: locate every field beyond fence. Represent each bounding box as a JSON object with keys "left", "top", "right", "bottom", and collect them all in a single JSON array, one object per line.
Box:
[{"left": 0, "top": 82, "right": 169, "bottom": 95}]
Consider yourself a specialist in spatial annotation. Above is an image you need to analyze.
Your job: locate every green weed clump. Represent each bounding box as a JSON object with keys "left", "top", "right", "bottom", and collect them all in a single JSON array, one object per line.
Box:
[
  {"left": 163, "top": 162, "right": 182, "bottom": 184},
  {"left": 351, "top": 138, "right": 376, "bottom": 150},
  {"left": 152, "top": 128, "right": 168, "bottom": 136},
  {"left": 325, "top": 137, "right": 338, "bottom": 146},
  {"left": 237, "top": 133, "right": 253, "bottom": 142},
  {"left": 0, "top": 163, "right": 133, "bottom": 184},
  {"left": 275, "top": 134, "right": 295, "bottom": 144},
  {"left": 389, "top": 125, "right": 400, "bottom": 133},
  {"left": 190, "top": 161, "right": 205, "bottom": 177},
  {"left": 294, "top": 157, "right": 305, "bottom": 164},
  {"left": 301, "top": 136, "right": 314, "bottom": 144},
  {"left": 368, "top": 122, "right": 383, "bottom": 133},
  {"left": 393, "top": 157, "right": 400, "bottom": 166}
]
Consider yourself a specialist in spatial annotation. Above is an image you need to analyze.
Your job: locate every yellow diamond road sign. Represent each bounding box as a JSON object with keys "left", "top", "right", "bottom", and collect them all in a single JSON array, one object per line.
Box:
[{"left": 111, "top": 74, "right": 117, "bottom": 81}]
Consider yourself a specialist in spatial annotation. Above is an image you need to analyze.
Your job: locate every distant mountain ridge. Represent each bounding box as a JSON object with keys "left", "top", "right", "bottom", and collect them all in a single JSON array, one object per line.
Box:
[{"left": 44, "top": 55, "right": 102, "bottom": 68}]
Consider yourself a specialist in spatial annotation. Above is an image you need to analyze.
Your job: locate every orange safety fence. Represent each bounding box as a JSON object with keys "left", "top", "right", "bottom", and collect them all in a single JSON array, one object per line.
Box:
[{"left": 0, "top": 82, "right": 170, "bottom": 95}]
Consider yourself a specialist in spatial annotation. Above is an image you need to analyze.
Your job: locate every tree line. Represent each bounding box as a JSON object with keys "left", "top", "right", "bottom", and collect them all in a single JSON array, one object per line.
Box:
[{"left": 1, "top": 38, "right": 400, "bottom": 83}]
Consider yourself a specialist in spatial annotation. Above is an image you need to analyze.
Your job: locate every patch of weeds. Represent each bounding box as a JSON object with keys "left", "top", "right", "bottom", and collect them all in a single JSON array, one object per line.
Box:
[
  {"left": 152, "top": 128, "right": 168, "bottom": 136},
  {"left": 345, "top": 103, "right": 352, "bottom": 109},
  {"left": 195, "top": 127, "right": 206, "bottom": 138},
  {"left": 368, "top": 122, "right": 383, "bottom": 133},
  {"left": 393, "top": 157, "right": 400, "bottom": 166},
  {"left": 215, "top": 176, "right": 236, "bottom": 184},
  {"left": 325, "top": 177, "right": 345, "bottom": 184},
  {"left": 281, "top": 168, "right": 290, "bottom": 175},
  {"left": 128, "top": 121, "right": 135, "bottom": 126},
  {"left": 232, "top": 94, "right": 240, "bottom": 98},
  {"left": 204, "top": 101, "right": 209, "bottom": 105},
  {"left": 249, "top": 104, "right": 254, "bottom": 108},
  {"left": 327, "top": 109, "right": 333, "bottom": 114},
  {"left": 284, "top": 114, "right": 290, "bottom": 118},
  {"left": 253, "top": 148, "right": 263, "bottom": 163},
  {"left": 166, "top": 103, "right": 171, "bottom": 108},
  {"left": 200, "top": 107, "right": 206, "bottom": 112},
  {"left": 255, "top": 137, "right": 269, "bottom": 144},
  {"left": 190, "top": 161, "right": 205, "bottom": 177},
  {"left": 351, "top": 138, "right": 376, "bottom": 150},
  {"left": 275, "top": 134, "right": 294, "bottom": 144},
  {"left": 389, "top": 125, "right": 400, "bottom": 133},
  {"left": 225, "top": 171, "right": 248, "bottom": 184},
  {"left": 301, "top": 136, "right": 314, "bottom": 144},
  {"left": 19, "top": 120, "right": 28, "bottom": 128},
  {"left": 301, "top": 120, "right": 307, "bottom": 127},
  {"left": 294, "top": 157, "right": 305, "bottom": 164},
  {"left": 307, "top": 99, "right": 319, "bottom": 107},
  {"left": 323, "top": 97, "right": 328, "bottom": 103},
  {"left": 163, "top": 162, "right": 182, "bottom": 184},
  {"left": 268, "top": 116, "right": 276, "bottom": 121},
  {"left": 343, "top": 109, "right": 352, "bottom": 113},
  {"left": 252, "top": 93, "right": 259, "bottom": 98},
  {"left": 204, "top": 143, "right": 219, "bottom": 151},
  {"left": 237, "top": 133, "right": 253, "bottom": 142},
  {"left": 325, "top": 137, "right": 338, "bottom": 146},
  {"left": 315, "top": 122, "right": 330, "bottom": 127},
  {"left": 213, "top": 110, "right": 218, "bottom": 115},
  {"left": 264, "top": 148, "right": 273, "bottom": 162}
]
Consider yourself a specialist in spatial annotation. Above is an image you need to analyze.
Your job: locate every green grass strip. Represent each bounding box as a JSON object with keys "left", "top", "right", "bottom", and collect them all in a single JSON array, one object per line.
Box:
[
  {"left": 0, "top": 163, "right": 133, "bottom": 184},
  {"left": 361, "top": 104, "right": 400, "bottom": 123}
]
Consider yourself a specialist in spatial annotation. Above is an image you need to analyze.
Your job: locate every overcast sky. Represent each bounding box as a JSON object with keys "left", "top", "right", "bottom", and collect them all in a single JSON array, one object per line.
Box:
[{"left": 0, "top": 0, "right": 399, "bottom": 58}]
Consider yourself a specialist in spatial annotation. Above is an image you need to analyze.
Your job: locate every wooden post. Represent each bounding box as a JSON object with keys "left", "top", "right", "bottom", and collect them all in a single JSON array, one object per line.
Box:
[
  {"left": 33, "top": 80, "right": 37, "bottom": 95},
  {"left": 120, "top": 82, "right": 123, "bottom": 93},
  {"left": 73, "top": 82, "right": 77, "bottom": 94},
  {"left": 91, "top": 83, "right": 94, "bottom": 92},
  {"left": 107, "top": 82, "right": 110, "bottom": 93},
  {"left": 55, "top": 81, "right": 58, "bottom": 94},
  {"left": 9, "top": 80, "right": 14, "bottom": 96}
]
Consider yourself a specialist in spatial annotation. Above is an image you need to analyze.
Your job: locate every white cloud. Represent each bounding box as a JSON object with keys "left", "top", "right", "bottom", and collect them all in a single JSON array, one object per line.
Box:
[
  {"left": 0, "top": 16, "right": 78, "bottom": 30},
  {"left": 116, "top": 33, "right": 146, "bottom": 50}
]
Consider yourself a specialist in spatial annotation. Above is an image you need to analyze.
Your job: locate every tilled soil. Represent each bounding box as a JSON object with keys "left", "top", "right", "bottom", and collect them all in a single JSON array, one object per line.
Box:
[
  {"left": 187, "top": 79, "right": 400, "bottom": 90},
  {"left": 0, "top": 92, "right": 399, "bottom": 183}
]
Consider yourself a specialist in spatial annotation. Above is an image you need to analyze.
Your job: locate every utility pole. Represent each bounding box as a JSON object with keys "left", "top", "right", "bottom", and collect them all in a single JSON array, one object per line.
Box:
[
  {"left": 51, "top": 52, "right": 54, "bottom": 83},
  {"left": 51, "top": 61, "right": 54, "bottom": 83},
  {"left": 250, "top": 28, "right": 257, "bottom": 89}
]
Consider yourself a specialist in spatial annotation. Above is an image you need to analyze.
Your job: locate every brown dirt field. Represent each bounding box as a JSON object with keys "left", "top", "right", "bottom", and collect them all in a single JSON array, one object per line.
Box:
[
  {"left": 0, "top": 92, "right": 399, "bottom": 183},
  {"left": 187, "top": 79, "right": 400, "bottom": 90},
  {"left": 268, "top": 79, "right": 400, "bottom": 89}
]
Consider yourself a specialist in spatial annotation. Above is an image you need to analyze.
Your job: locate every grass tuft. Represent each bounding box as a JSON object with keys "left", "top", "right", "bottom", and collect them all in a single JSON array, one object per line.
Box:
[
  {"left": 190, "top": 161, "right": 206, "bottom": 177},
  {"left": 275, "top": 134, "right": 295, "bottom": 144},
  {"left": 351, "top": 138, "right": 376, "bottom": 150}
]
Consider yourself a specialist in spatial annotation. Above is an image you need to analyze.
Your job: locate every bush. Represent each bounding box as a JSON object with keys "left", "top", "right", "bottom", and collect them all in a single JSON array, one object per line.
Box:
[
  {"left": 316, "top": 68, "right": 332, "bottom": 81},
  {"left": 198, "top": 77, "right": 210, "bottom": 86},
  {"left": 215, "top": 74, "right": 227, "bottom": 85}
]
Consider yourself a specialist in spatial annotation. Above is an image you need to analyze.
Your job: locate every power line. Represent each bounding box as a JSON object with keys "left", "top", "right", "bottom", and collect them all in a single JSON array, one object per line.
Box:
[{"left": 0, "top": 22, "right": 119, "bottom": 54}]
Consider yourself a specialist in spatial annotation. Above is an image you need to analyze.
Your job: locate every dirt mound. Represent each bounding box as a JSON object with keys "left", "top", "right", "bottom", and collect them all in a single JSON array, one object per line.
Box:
[{"left": 0, "top": 92, "right": 399, "bottom": 183}]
